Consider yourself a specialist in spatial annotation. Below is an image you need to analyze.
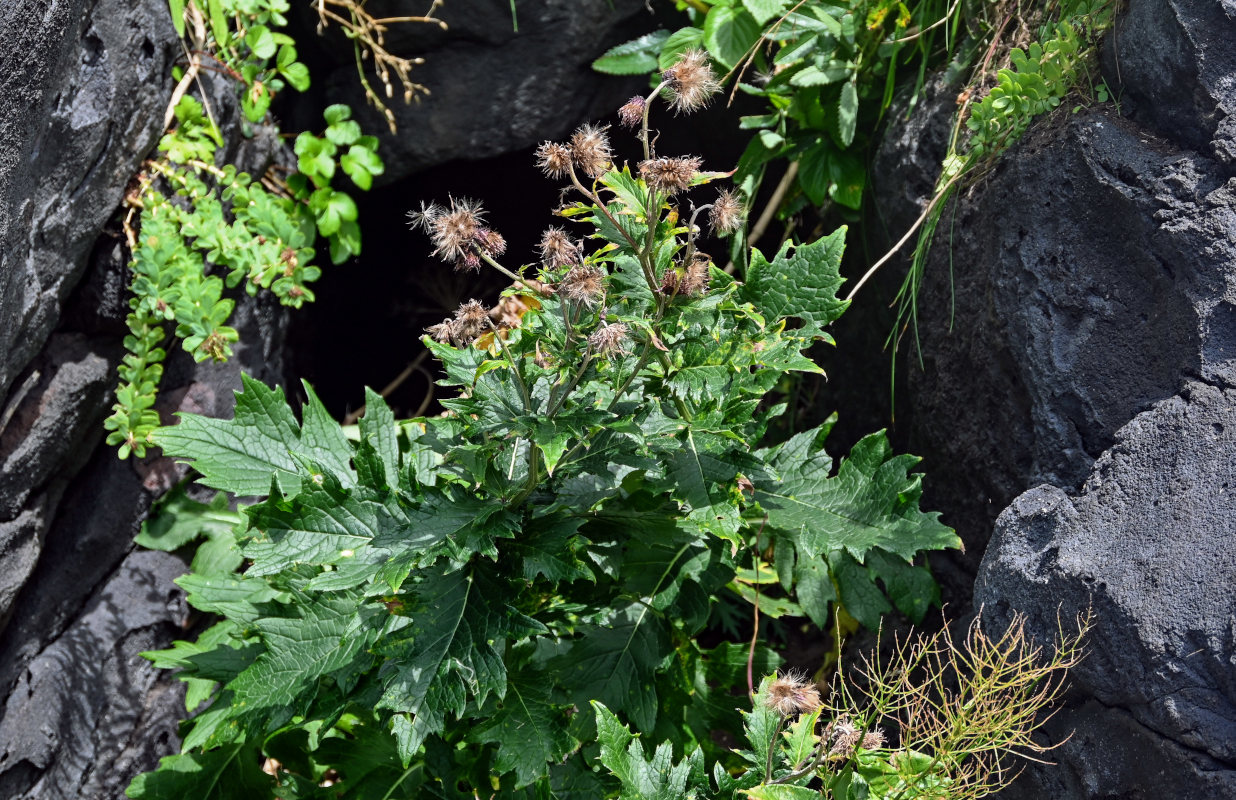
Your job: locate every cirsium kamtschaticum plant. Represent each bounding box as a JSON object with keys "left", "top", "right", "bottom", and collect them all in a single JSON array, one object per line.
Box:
[{"left": 128, "top": 48, "right": 959, "bottom": 799}]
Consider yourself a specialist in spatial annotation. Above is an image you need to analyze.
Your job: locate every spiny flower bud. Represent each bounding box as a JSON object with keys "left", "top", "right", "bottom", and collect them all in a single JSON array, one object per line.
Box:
[
  {"left": 452, "top": 299, "right": 490, "bottom": 343},
  {"left": 709, "top": 189, "right": 746, "bottom": 235},
  {"left": 618, "top": 95, "right": 646, "bottom": 128},
  {"left": 455, "top": 249, "right": 481, "bottom": 273},
  {"left": 559, "top": 264, "right": 606, "bottom": 307},
  {"left": 662, "top": 49, "right": 721, "bottom": 114},
  {"left": 588, "top": 321, "right": 630, "bottom": 358},
  {"left": 538, "top": 226, "right": 581, "bottom": 268},
  {"left": 639, "top": 156, "right": 702, "bottom": 195},
  {"left": 570, "top": 123, "right": 612, "bottom": 179},
  {"left": 826, "top": 718, "right": 862, "bottom": 757},
  {"left": 536, "top": 141, "right": 572, "bottom": 179},
  {"left": 764, "top": 671, "right": 822, "bottom": 716},
  {"left": 474, "top": 227, "right": 506, "bottom": 257}
]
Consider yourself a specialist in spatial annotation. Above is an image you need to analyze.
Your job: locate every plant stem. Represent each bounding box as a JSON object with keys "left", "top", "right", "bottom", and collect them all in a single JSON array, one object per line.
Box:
[
  {"left": 640, "top": 81, "right": 668, "bottom": 161},
  {"left": 567, "top": 165, "right": 644, "bottom": 255},
  {"left": 487, "top": 318, "right": 531, "bottom": 413},
  {"left": 478, "top": 251, "right": 542, "bottom": 295},
  {"left": 844, "top": 174, "right": 960, "bottom": 302}
]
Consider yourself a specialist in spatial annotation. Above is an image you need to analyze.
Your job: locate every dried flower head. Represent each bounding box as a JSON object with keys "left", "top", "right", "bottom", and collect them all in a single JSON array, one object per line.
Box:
[
  {"left": 618, "top": 95, "right": 646, "bottom": 128},
  {"left": 426, "top": 196, "right": 485, "bottom": 263},
  {"left": 826, "top": 717, "right": 862, "bottom": 757},
  {"left": 639, "top": 156, "right": 702, "bottom": 195},
  {"left": 709, "top": 189, "right": 746, "bottom": 235},
  {"left": 682, "top": 251, "right": 712, "bottom": 297},
  {"left": 764, "top": 671, "right": 822, "bottom": 716},
  {"left": 406, "top": 200, "right": 441, "bottom": 232},
  {"left": 588, "top": 321, "right": 630, "bottom": 358},
  {"left": 474, "top": 227, "right": 506, "bottom": 257},
  {"left": 455, "top": 249, "right": 482, "bottom": 273},
  {"left": 426, "top": 317, "right": 456, "bottom": 344},
  {"left": 559, "top": 264, "right": 606, "bottom": 307},
  {"left": 539, "top": 226, "right": 581, "bottom": 268},
  {"left": 536, "top": 141, "right": 573, "bottom": 179},
  {"left": 570, "top": 123, "right": 612, "bottom": 179},
  {"left": 452, "top": 299, "right": 490, "bottom": 343},
  {"left": 861, "top": 728, "right": 886, "bottom": 751},
  {"left": 662, "top": 49, "right": 721, "bottom": 113}
]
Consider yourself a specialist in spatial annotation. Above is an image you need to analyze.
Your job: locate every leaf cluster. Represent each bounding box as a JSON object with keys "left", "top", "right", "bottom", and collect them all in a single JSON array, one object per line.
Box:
[
  {"left": 128, "top": 66, "right": 958, "bottom": 798},
  {"left": 595, "top": 0, "right": 962, "bottom": 269},
  {"left": 106, "top": 1, "right": 393, "bottom": 459}
]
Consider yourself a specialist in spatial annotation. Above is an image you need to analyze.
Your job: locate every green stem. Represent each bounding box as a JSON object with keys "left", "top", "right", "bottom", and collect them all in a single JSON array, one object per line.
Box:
[
  {"left": 567, "top": 164, "right": 643, "bottom": 255},
  {"left": 486, "top": 317, "right": 531, "bottom": 413},
  {"left": 478, "top": 250, "right": 540, "bottom": 295},
  {"left": 547, "top": 352, "right": 594, "bottom": 418}
]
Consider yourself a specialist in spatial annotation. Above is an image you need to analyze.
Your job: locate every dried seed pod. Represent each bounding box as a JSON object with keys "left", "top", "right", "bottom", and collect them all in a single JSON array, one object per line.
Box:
[
  {"left": 559, "top": 264, "right": 606, "bottom": 308},
  {"left": 764, "top": 671, "right": 822, "bottom": 716},
  {"left": 535, "top": 141, "right": 573, "bottom": 179},
  {"left": 639, "top": 156, "right": 702, "bottom": 195},
  {"left": 617, "top": 95, "right": 646, "bottom": 128},
  {"left": 538, "top": 226, "right": 581, "bottom": 268},
  {"left": 569, "top": 123, "right": 613, "bottom": 179},
  {"left": 588, "top": 321, "right": 630, "bottom": 358},
  {"left": 662, "top": 49, "right": 721, "bottom": 113}
]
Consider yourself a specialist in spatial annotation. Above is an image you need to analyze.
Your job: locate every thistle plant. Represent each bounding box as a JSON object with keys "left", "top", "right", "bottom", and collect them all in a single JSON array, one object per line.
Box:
[{"left": 129, "top": 48, "right": 960, "bottom": 799}]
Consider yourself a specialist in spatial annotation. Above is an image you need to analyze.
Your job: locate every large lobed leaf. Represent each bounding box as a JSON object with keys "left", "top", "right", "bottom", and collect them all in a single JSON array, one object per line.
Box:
[
  {"left": 741, "top": 227, "right": 850, "bottom": 343},
  {"left": 755, "top": 426, "right": 959, "bottom": 564},
  {"left": 153, "top": 375, "right": 353, "bottom": 498}
]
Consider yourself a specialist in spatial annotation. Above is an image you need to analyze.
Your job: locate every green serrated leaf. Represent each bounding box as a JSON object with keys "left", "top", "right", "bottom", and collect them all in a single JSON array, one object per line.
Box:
[
  {"left": 703, "top": 6, "right": 762, "bottom": 69},
  {"left": 742, "top": 227, "right": 849, "bottom": 341},
  {"left": 152, "top": 376, "right": 354, "bottom": 499},
  {"left": 593, "top": 30, "right": 673, "bottom": 75},
  {"left": 755, "top": 427, "right": 959, "bottom": 566},
  {"left": 744, "top": 0, "right": 789, "bottom": 26},
  {"left": 125, "top": 743, "right": 271, "bottom": 799},
  {"left": 470, "top": 672, "right": 578, "bottom": 787}
]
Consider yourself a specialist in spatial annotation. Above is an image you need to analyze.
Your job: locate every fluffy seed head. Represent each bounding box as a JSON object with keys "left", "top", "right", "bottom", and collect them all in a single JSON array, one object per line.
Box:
[
  {"left": 427, "top": 197, "right": 485, "bottom": 263},
  {"left": 538, "top": 226, "right": 581, "bottom": 268},
  {"left": 618, "top": 95, "right": 646, "bottom": 128},
  {"left": 536, "top": 141, "right": 573, "bottom": 179},
  {"left": 588, "top": 321, "right": 630, "bottom": 358},
  {"left": 709, "top": 189, "right": 746, "bottom": 235},
  {"left": 406, "top": 200, "right": 442, "bottom": 232},
  {"left": 639, "top": 156, "right": 702, "bottom": 195},
  {"left": 570, "top": 123, "right": 613, "bottom": 179},
  {"left": 452, "top": 299, "right": 490, "bottom": 342},
  {"left": 764, "top": 671, "right": 822, "bottom": 716},
  {"left": 662, "top": 49, "right": 721, "bottom": 113},
  {"left": 559, "top": 265, "right": 606, "bottom": 307}
]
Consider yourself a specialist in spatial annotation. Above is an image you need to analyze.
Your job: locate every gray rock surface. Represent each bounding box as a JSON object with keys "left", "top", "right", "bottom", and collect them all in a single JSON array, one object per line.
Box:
[
  {"left": 975, "top": 381, "right": 1236, "bottom": 797},
  {"left": 0, "top": 0, "right": 291, "bottom": 794},
  {"left": 303, "top": 0, "right": 654, "bottom": 183},
  {"left": 0, "top": 0, "right": 176, "bottom": 404},
  {"left": 859, "top": 0, "right": 1236, "bottom": 795}
]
